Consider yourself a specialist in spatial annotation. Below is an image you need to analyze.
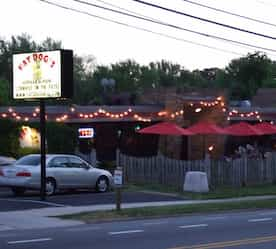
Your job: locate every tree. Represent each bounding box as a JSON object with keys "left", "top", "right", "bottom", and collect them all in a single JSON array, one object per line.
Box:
[
  {"left": 0, "top": 78, "right": 10, "bottom": 105},
  {"left": 225, "top": 52, "right": 271, "bottom": 99},
  {"left": 72, "top": 54, "right": 98, "bottom": 104},
  {"left": 262, "top": 61, "right": 276, "bottom": 88},
  {"left": 0, "top": 34, "right": 37, "bottom": 80}
]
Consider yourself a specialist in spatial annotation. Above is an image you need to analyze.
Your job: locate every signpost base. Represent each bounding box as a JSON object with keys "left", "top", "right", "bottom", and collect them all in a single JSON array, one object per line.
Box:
[{"left": 116, "top": 187, "right": 122, "bottom": 212}]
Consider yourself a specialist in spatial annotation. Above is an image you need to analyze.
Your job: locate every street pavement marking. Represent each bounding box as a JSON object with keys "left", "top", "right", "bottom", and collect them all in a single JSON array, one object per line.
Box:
[
  {"left": 248, "top": 217, "right": 272, "bottom": 222},
  {"left": 0, "top": 198, "right": 67, "bottom": 207},
  {"left": 179, "top": 224, "right": 208, "bottom": 229},
  {"left": 109, "top": 230, "right": 144, "bottom": 235},
  {"left": 168, "top": 235, "right": 276, "bottom": 249},
  {"left": 7, "top": 238, "right": 52, "bottom": 245}
]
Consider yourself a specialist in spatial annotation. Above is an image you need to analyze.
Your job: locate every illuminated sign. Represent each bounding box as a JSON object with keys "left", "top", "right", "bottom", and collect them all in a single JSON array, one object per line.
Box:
[
  {"left": 78, "top": 128, "right": 94, "bottom": 138},
  {"left": 12, "top": 50, "right": 73, "bottom": 100}
]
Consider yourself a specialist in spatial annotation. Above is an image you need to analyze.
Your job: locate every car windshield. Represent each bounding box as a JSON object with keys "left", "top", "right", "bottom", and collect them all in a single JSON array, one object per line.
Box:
[{"left": 14, "top": 155, "right": 41, "bottom": 166}]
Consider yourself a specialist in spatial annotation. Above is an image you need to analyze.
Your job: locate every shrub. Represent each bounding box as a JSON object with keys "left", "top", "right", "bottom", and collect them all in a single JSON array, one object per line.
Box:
[
  {"left": 97, "top": 160, "right": 116, "bottom": 173},
  {"left": 0, "top": 119, "right": 20, "bottom": 158},
  {"left": 17, "top": 147, "right": 40, "bottom": 158},
  {"left": 46, "top": 122, "right": 77, "bottom": 153}
]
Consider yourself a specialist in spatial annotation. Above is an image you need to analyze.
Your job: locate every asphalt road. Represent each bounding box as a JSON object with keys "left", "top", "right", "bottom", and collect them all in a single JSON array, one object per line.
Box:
[
  {"left": 0, "top": 187, "right": 186, "bottom": 212},
  {"left": 1, "top": 209, "right": 276, "bottom": 248}
]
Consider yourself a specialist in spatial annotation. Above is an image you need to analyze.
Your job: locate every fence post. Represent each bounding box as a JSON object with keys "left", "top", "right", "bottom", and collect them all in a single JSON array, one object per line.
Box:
[
  {"left": 204, "top": 154, "right": 211, "bottom": 185},
  {"left": 244, "top": 156, "right": 248, "bottom": 186}
]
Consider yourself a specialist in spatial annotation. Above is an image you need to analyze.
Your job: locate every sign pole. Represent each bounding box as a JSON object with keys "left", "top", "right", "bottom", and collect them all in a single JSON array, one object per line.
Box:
[
  {"left": 40, "top": 99, "right": 46, "bottom": 201},
  {"left": 114, "top": 167, "right": 123, "bottom": 211},
  {"left": 12, "top": 50, "right": 73, "bottom": 201}
]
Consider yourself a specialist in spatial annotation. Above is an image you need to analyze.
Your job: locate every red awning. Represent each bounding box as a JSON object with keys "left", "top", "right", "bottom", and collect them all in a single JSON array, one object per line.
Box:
[
  {"left": 138, "top": 122, "right": 194, "bottom": 136},
  {"left": 223, "top": 122, "right": 263, "bottom": 136},
  {"left": 186, "top": 121, "right": 225, "bottom": 135},
  {"left": 253, "top": 122, "right": 276, "bottom": 135}
]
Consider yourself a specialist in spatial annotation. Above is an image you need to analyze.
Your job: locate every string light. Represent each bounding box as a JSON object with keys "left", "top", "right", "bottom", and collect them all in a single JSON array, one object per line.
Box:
[
  {"left": 195, "top": 108, "right": 202, "bottom": 113},
  {"left": 208, "top": 145, "right": 214, "bottom": 152},
  {"left": 133, "top": 114, "right": 151, "bottom": 122},
  {"left": 0, "top": 96, "right": 269, "bottom": 124},
  {"left": 227, "top": 108, "right": 263, "bottom": 122},
  {"left": 158, "top": 111, "right": 167, "bottom": 116}
]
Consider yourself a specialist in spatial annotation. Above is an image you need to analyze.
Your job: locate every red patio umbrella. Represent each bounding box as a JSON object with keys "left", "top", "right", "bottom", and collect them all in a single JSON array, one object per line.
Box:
[
  {"left": 253, "top": 122, "right": 276, "bottom": 135},
  {"left": 186, "top": 121, "right": 225, "bottom": 158},
  {"left": 186, "top": 121, "right": 225, "bottom": 135},
  {"left": 137, "top": 122, "right": 194, "bottom": 136},
  {"left": 223, "top": 122, "right": 263, "bottom": 136}
]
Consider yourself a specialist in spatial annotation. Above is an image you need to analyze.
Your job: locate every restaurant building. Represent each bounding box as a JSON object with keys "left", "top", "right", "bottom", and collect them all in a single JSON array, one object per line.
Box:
[{"left": 1, "top": 88, "right": 276, "bottom": 161}]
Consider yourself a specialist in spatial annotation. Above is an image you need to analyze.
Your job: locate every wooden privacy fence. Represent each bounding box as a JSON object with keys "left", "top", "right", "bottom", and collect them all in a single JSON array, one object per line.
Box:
[{"left": 116, "top": 151, "right": 276, "bottom": 189}]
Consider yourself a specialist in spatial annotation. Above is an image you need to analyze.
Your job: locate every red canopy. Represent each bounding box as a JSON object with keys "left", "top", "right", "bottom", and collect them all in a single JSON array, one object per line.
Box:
[
  {"left": 253, "top": 122, "right": 276, "bottom": 135},
  {"left": 186, "top": 121, "right": 225, "bottom": 135},
  {"left": 138, "top": 122, "right": 194, "bottom": 136},
  {"left": 223, "top": 122, "right": 263, "bottom": 136}
]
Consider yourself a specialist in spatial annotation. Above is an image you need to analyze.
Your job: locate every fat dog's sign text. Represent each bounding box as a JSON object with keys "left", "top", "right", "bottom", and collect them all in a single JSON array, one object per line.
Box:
[{"left": 17, "top": 53, "right": 56, "bottom": 71}]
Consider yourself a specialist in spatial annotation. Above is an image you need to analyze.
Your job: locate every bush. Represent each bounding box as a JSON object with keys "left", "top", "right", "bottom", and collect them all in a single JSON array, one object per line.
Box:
[
  {"left": 0, "top": 119, "right": 78, "bottom": 157},
  {"left": 17, "top": 147, "right": 40, "bottom": 158},
  {"left": 46, "top": 122, "right": 77, "bottom": 153},
  {"left": 97, "top": 160, "right": 116, "bottom": 173},
  {"left": 0, "top": 119, "right": 20, "bottom": 158}
]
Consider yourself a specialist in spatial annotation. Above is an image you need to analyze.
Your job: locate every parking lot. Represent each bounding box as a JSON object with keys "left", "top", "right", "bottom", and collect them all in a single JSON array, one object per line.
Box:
[{"left": 0, "top": 187, "right": 186, "bottom": 212}]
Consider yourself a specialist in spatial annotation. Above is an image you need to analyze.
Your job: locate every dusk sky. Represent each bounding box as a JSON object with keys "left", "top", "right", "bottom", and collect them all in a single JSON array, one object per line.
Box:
[{"left": 1, "top": 0, "right": 276, "bottom": 70}]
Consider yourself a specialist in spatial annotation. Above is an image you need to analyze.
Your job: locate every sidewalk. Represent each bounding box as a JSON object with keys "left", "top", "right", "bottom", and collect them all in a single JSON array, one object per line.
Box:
[{"left": 1, "top": 195, "right": 276, "bottom": 231}]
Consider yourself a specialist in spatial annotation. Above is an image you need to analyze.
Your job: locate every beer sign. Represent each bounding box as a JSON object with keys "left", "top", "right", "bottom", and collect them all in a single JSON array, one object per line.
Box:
[
  {"left": 12, "top": 50, "right": 73, "bottom": 100},
  {"left": 78, "top": 128, "right": 94, "bottom": 138}
]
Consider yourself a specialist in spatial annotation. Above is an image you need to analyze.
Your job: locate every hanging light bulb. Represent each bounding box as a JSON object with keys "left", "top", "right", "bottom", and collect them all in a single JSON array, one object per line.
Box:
[{"left": 195, "top": 108, "right": 202, "bottom": 113}]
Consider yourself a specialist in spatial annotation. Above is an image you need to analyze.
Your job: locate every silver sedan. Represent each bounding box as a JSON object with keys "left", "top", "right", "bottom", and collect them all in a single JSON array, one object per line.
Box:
[{"left": 0, "top": 154, "right": 114, "bottom": 196}]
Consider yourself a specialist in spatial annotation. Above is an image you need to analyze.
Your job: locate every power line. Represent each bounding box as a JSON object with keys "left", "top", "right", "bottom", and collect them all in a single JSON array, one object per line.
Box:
[
  {"left": 131, "top": 0, "right": 276, "bottom": 40},
  {"left": 70, "top": 0, "right": 276, "bottom": 53},
  {"left": 181, "top": 0, "right": 276, "bottom": 28},
  {"left": 37, "top": 0, "right": 244, "bottom": 56},
  {"left": 93, "top": 0, "right": 157, "bottom": 20}
]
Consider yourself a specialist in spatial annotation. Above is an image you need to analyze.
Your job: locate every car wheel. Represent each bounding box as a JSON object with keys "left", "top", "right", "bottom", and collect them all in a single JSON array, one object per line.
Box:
[
  {"left": 11, "top": 187, "right": 26, "bottom": 196},
  {"left": 46, "top": 178, "right": 56, "bottom": 196},
  {"left": 96, "top": 176, "right": 109, "bottom": 193}
]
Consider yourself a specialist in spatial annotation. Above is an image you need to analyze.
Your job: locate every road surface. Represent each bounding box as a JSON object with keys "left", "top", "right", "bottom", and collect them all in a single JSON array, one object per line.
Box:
[{"left": 1, "top": 209, "right": 276, "bottom": 248}]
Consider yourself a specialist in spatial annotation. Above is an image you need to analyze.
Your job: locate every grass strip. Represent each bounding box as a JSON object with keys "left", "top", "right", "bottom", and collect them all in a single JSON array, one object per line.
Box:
[
  {"left": 59, "top": 198, "right": 276, "bottom": 222},
  {"left": 126, "top": 183, "right": 276, "bottom": 200}
]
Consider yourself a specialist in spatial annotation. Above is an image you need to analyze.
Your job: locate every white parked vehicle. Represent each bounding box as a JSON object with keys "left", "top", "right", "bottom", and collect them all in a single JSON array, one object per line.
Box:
[
  {"left": 0, "top": 154, "right": 114, "bottom": 196},
  {"left": 0, "top": 156, "right": 16, "bottom": 167}
]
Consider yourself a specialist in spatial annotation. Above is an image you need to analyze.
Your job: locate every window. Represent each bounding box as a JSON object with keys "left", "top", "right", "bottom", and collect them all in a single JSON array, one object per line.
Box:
[
  {"left": 68, "top": 157, "right": 89, "bottom": 168},
  {"left": 15, "top": 155, "right": 41, "bottom": 166},
  {"left": 48, "top": 157, "right": 68, "bottom": 168}
]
